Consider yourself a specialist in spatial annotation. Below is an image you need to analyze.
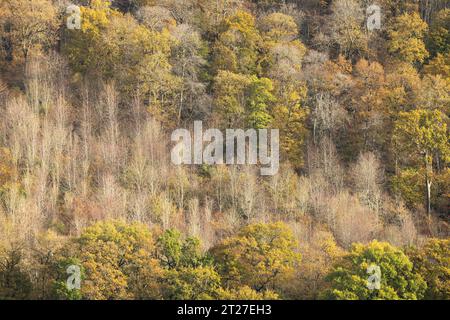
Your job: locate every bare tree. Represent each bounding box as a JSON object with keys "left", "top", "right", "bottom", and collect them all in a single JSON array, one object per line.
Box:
[{"left": 351, "top": 152, "right": 384, "bottom": 214}]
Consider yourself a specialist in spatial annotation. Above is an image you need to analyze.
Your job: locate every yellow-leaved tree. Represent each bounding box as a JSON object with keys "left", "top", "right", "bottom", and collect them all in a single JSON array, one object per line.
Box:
[
  {"left": 388, "top": 12, "right": 429, "bottom": 65},
  {"left": 393, "top": 109, "right": 450, "bottom": 215},
  {"left": 210, "top": 222, "right": 301, "bottom": 297}
]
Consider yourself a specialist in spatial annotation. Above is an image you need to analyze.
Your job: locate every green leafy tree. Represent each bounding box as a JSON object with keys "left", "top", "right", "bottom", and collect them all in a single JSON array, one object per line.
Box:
[
  {"left": 58, "top": 221, "right": 164, "bottom": 300},
  {"left": 427, "top": 9, "right": 450, "bottom": 57},
  {"left": 211, "top": 10, "right": 262, "bottom": 75},
  {"left": 321, "top": 241, "right": 427, "bottom": 300},
  {"left": 272, "top": 84, "right": 308, "bottom": 169},
  {"left": 156, "top": 229, "right": 221, "bottom": 300},
  {"left": 246, "top": 76, "right": 275, "bottom": 129},
  {"left": 406, "top": 239, "right": 450, "bottom": 300},
  {"left": 0, "top": 246, "right": 32, "bottom": 299},
  {"left": 156, "top": 229, "right": 206, "bottom": 269},
  {"left": 213, "top": 71, "right": 275, "bottom": 128},
  {"left": 211, "top": 222, "right": 301, "bottom": 294},
  {"left": 213, "top": 70, "right": 251, "bottom": 127},
  {"left": 391, "top": 168, "right": 426, "bottom": 208},
  {"left": 163, "top": 266, "right": 222, "bottom": 300},
  {"left": 393, "top": 109, "right": 450, "bottom": 214},
  {"left": 63, "top": 0, "right": 115, "bottom": 75},
  {"left": 52, "top": 257, "right": 83, "bottom": 300}
]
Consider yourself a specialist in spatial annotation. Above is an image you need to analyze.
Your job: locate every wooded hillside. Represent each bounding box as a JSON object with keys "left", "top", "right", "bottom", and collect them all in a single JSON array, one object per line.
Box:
[{"left": 0, "top": 0, "right": 448, "bottom": 300}]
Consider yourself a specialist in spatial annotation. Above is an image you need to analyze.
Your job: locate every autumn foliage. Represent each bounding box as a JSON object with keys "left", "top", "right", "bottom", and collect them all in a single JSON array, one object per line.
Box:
[{"left": 0, "top": 0, "right": 448, "bottom": 300}]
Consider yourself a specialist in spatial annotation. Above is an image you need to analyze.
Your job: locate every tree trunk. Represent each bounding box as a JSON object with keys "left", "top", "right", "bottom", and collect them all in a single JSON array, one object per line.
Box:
[
  {"left": 426, "top": 174, "right": 432, "bottom": 216},
  {"left": 424, "top": 153, "right": 432, "bottom": 216}
]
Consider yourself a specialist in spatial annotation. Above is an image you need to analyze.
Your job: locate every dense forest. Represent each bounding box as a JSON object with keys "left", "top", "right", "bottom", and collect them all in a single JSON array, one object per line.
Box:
[{"left": 0, "top": 0, "right": 448, "bottom": 300}]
